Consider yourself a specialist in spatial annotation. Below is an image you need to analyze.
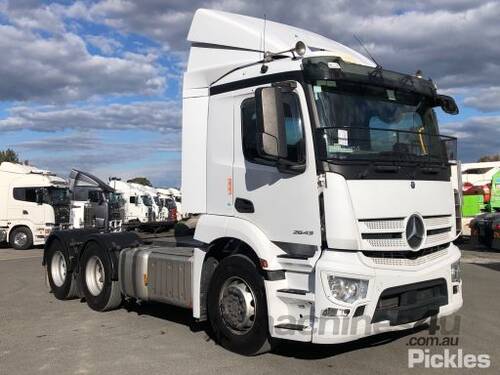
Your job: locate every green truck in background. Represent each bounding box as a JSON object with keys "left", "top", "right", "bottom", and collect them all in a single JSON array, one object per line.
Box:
[{"left": 470, "top": 169, "right": 500, "bottom": 249}]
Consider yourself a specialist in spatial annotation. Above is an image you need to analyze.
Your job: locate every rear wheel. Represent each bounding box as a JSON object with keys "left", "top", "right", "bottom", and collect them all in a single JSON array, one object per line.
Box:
[
  {"left": 208, "top": 254, "right": 271, "bottom": 355},
  {"left": 46, "top": 239, "right": 78, "bottom": 299},
  {"left": 9, "top": 227, "right": 33, "bottom": 250},
  {"left": 81, "top": 243, "right": 122, "bottom": 312}
]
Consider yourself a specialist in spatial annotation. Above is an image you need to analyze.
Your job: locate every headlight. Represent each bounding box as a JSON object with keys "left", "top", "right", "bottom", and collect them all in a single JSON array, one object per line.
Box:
[
  {"left": 451, "top": 260, "right": 461, "bottom": 283},
  {"left": 324, "top": 275, "right": 368, "bottom": 304}
]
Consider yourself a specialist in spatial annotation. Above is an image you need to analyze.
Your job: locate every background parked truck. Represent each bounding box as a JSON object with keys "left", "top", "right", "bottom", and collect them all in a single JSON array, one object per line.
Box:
[{"left": 0, "top": 162, "right": 70, "bottom": 249}]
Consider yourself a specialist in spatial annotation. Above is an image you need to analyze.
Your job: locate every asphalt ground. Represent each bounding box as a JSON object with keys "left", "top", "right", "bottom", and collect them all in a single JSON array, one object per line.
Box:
[{"left": 0, "top": 244, "right": 499, "bottom": 375}]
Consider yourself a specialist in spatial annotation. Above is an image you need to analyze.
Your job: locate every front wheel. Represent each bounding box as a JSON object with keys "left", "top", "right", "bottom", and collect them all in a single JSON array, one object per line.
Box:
[
  {"left": 9, "top": 227, "right": 33, "bottom": 250},
  {"left": 207, "top": 254, "right": 271, "bottom": 355},
  {"left": 81, "top": 243, "right": 122, "bottom": 312}
]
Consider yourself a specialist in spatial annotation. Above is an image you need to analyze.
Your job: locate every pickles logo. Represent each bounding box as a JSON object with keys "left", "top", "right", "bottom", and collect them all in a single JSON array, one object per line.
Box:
[{"left": 408, "top": 349, "right": 490, "bottom": 369}]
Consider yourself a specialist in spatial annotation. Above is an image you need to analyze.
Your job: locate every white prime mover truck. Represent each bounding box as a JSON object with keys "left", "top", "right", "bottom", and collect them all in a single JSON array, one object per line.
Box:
[
  {"left": 43, "top": 9, "right": 463, "bottom": 355},
  {"left": 0, "top": 162, "right": 70, "bottom": 250},
  {"left": 108, "top": 179, "right": 154, "bottom": 223}
]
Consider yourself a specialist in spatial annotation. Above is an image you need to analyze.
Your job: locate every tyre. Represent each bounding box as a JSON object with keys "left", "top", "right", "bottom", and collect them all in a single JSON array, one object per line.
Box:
[
  {"left": 81, "top": 243, "right": 122, "bottom": 312},
  {"left": 208, "top": 254, "right": 271, "bottom": 355},
  {"left": 46, "top": 239, "right": 78, "bottom": 299},
  {"left": 9, "top": 226, "right": 33, "bottom": 250}
]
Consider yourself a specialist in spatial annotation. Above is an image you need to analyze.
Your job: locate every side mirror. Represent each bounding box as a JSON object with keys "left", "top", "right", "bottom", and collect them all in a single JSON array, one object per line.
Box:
[
  {"left": 436, "top": 95, "right": 459, "bottom": 115},
  {"left": 255, "top": 87, "right": 287, "bottom": 160}
]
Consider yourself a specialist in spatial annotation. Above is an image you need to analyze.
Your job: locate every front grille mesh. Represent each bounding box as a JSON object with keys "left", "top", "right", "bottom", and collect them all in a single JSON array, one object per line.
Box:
[
  {"left": 363, "top": 244, "right": 449, "bottom": 266},
  {"left": 359, "top": 215, "right": 452, "bottom": 250},
  {"left": 360, "top": 219, "right": 404, "bottom": 231}
]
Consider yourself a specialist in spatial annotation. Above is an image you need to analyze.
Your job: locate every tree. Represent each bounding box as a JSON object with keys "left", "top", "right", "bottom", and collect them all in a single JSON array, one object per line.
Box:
[
  {"left": 127, "top": 177, "right": 152, "bottom": 187},
  {"left": 0, "top": 149, "right": 20, "bottom": 163},
  {"left": 478, "top": 154, "right": 500, "bottom": 162}
]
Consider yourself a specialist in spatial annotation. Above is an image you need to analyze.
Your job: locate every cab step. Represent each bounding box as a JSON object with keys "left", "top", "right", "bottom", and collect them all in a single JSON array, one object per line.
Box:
[{"left": 274, "top": 323, "right": 307, "bottom": 331}]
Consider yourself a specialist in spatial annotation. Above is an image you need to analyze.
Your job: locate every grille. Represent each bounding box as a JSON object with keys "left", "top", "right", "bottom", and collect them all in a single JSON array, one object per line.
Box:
[
  {"left": 359, "top": 218, "right": 404, "bottom": 231},
  {"left": 54, "top": 206, "right": 70, "bottom": 225},
  {"left": 363, "top": 243, "right": 449, "bottom": 266},
  {"left": 424, "top": 215, "right": 452, "bottom": 228},
  {"left": 359, "top": 214, "right": 452, "bottom": 250},
  {"left": 365, "top": 238, "right": 407, "bottom": 248},
  {"left": 372, "top": 278, "right": 448, "bottom": 325},
  {"left": 426, "top": 231, "right": 451, "bottom": 246}
]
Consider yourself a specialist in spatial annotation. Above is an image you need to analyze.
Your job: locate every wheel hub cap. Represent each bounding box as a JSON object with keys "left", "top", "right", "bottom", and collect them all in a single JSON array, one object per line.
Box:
[
  {"left": 86, "top": 256, "right": 105, "bottom": 296},
  {"left": 51, "top": 251, "right": 67, "bottom": 287},
  {"left": 219, "top": 277, "right": 256, "bottom": 334},
  {"left": 14, "top": 232, "right": 28, "bottom": 247}
]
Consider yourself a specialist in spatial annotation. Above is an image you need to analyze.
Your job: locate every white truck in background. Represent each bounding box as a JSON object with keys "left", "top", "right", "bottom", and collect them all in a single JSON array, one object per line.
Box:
[
  {"left": 44, "top": 9, "right": 463, "bottom": 355},
  {"left": 69, "top": 169, "right": 124, "bottom": 231},
  {"left": 136, "top": 184, "right": 163, "bottom": 221},
  {"left": 157, "top": 187, "right": 185, "bottom": 221},
  {"left": 461, "top": 161, "right": 500, "bottom": 187},
  {"left": 0, "top": 162, "right": 70, "bottom": 250},
  {"left": 108, "top": 179, "right": 153, "bottom": 223}
]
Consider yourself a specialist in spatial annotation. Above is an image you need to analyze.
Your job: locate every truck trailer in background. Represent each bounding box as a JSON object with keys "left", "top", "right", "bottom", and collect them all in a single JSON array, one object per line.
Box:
[
  {"left": 456, "top": 162, "right": 500, "bottom": 236},
  {"left": 0, "top": 162, "right": 70, "bottom": 249},
  {"left": 43, "top": 9, "right": 463, "bottom": 355}
]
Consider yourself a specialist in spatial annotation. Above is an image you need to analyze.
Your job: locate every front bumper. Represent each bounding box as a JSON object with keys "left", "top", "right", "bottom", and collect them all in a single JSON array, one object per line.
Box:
[{"left": 310, "top": 244, "right": 463, "bottom": 344}]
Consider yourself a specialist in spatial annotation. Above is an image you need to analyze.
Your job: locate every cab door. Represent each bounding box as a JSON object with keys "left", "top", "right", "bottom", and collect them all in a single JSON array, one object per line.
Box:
[{"left": 232, "top": 82, "right": 321, "bottom": 250}]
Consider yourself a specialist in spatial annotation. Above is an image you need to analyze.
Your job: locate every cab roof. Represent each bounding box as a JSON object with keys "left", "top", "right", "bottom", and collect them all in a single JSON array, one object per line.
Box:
[{"left": 184, "top": 9, "right": 374, "bottom": 90}]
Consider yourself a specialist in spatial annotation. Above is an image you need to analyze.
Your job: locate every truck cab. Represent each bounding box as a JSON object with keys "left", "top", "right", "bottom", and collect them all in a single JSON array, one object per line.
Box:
[
  {"left": 0, "top": 162, "right": 70, "bottom": 249},
  {"left": 182, "top": 9, "right": 462, "bottom": 345},
  {"left": 69, "top": 169, "right": 124, "bottom": 231},
  {"left": 108, "top": 180, "right": 152, "bottom": 223}
]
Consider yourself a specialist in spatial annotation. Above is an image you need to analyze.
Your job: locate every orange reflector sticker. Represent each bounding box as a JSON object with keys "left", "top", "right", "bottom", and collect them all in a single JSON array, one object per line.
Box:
[
  {"left": 143, "top": 273, "right": 148, "bottom": 286},
  {"left": 227, "top": 177, "right": 233, "bottom": 196}
]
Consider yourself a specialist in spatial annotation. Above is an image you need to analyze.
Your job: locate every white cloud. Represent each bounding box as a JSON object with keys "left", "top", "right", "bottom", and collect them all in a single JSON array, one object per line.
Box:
[
  {"left": 0, "top": 3, "right": 166, "bottom": 103},
  {"left": 463, "top": 87, "right": 500, "bottom": 113},
  {"left": 84, "top": 34, "right": 122, "bottom": 55},
  {"left": 0, "top": 101, "right": 181, "bottom": 132},
  {"left": 441, "top": 115, "right": 500, "bottom": 162}
]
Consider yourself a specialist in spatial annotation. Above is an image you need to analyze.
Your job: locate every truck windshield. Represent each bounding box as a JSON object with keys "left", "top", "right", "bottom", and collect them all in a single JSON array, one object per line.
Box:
[
  {"left": 45, "top": 187, "right": 70, "bottom": 205},
  {"left": 141, "top": 195, "right": 153, "bottom": 206},
  {"left": 153, "top": 196, "right": 161, "bottom": 207},
  {"left": 108, "top": 192, "right": 124, "bottom": 207},
  {"left": 313, "top": 81, "right": 457, "bottom": 164}
]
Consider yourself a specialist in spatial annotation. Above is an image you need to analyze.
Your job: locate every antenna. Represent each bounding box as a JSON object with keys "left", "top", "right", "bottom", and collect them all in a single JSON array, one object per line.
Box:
[
  {"left": 263, "top": 14, "right": 267, "bottom": 55},
  {"left": 353, "top": 34, "right": 381, "bottom": 68}
]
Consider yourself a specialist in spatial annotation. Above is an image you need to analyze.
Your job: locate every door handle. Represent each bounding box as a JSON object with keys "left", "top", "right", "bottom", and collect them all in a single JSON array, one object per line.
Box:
[
  {"left": 235, "top": 198, "right": 254, "bottom": 213},
  {"left": 22, "top": 210, "right": 29, "bottom": 215}
]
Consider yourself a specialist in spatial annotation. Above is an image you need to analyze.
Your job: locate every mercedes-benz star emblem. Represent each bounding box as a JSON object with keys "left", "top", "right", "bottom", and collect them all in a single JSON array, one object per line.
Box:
[{"left": 406, "top": 214, "right": 425, "bottom": 250}]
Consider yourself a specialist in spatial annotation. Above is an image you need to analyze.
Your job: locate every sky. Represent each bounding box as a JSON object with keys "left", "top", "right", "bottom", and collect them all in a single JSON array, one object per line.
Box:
[{"left": 0, "top": 0, "right": 499, "bottom": 187}]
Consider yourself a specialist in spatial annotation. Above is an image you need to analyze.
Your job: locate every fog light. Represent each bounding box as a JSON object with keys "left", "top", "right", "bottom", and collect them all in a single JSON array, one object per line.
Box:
[
  {"left": 322, "top": 308, "right": 350, "bottom": 317},
  {"left": 323, "top": 274, "right": 368, "bottom": 304},
  {"left": 451, "top": 260, "right": 461, "bottom": 283}
]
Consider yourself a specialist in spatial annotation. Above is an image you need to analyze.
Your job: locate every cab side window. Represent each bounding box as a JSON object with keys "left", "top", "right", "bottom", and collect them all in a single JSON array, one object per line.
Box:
[
  {"left": 13, "top": 187, "right": 38, "bottom": 202},
  {"left": 241, "top": 91, "right": 305, "bottom": 165}
]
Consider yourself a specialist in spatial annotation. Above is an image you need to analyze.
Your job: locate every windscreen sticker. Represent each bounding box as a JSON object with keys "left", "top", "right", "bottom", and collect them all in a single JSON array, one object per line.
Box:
[
  {"left": 313, "top": 85, "right": 322, "bottom": 99},
  {"left": 328, "top": 144, "right": 353, "bottom": 153},
  {"left": 338, "top": 129, "right": 349, "bottom": 146},
  {"left": 387, "top": 89, "right": 396, "bottom": 101}
]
